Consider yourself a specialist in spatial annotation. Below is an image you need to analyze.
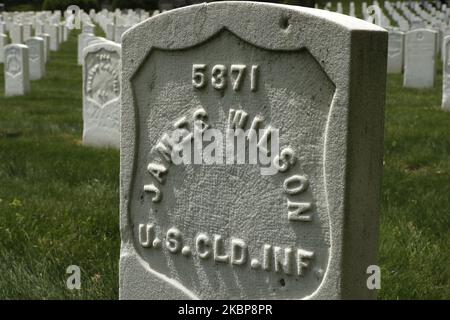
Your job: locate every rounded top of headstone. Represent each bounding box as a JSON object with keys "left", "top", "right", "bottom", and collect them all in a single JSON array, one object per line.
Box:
[
  {"left": 123, "top": 1, "right": 386, "bottom": 50},
  {"left": 83, "top": 39, "right": 121, "bottom": 59},
  {"left": 119, "top": 0, "right": 388, "bottom": 300},
  {"left": 407, "top": 28, "right": 438, "bottom": 35},
  {"left": 27, "top": 36, "right": 45, "bottom": 42},
  {"left": 4, "top": 43, "right": 28, "bottom": 50}
]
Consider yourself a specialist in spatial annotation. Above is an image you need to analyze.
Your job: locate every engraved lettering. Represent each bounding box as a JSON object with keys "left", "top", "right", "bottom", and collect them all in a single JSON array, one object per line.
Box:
[
  {"left": 143, "top": 183, "right": 162, "bottom": 202},
  {"left": 287, "top": 200, "right": 312, "bottom": 222},
  {"left": 154, "top": 133, "right": 174, "bottom": 163},
  {"left": 250, "top": 65, "right": 258, "bottom": 92},
  {"left": 211, "top": 64, "right": 227, "bottom": 90},
  {"left": 230, "top": 238, "right": 248, "bottom": 265},
  {"left": 192, "top": 64, "right": 258, "bottom": 91},
  {"left": 213, "top": 234, "right": 229, "bottom": 263},
  {"left": 283, "top": 175, "right": 309, "bottom": 195},
  {"left": 196, "top": 233, "right": 212, "bottom": 259},
  {"left": 138, "top": 223, "right": 155, "bottom": 248},
  {"left": 193, "top": 107, "right": 209, "bottom": 132},
  {"left": 192, "top": 64, "right": 206, "bottom": 88},
  {"left": 166, "top": 227, "right": 182, "bottom": 253},
  {"left": 147, "top": 162, "right": 168, "bottom": 184},
  {"left": 274, "top": 246, "right": 293, "bottom": 275},
  {"left": 230, "top": 64, "right": 246, "bottom": 91},
  {"left": 273, "top": 147, "right": 296, "bottom": 172},
  {"left": 296, "top": 249, "right": 314, "bottom": 276},
  {"left": 228, "top": 109, "right": 248, "bottom": 129}
]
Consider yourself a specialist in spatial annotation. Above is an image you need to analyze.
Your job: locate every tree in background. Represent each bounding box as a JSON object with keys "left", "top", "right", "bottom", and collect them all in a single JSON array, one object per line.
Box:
[
  {"left": 3, "top": 0, "right": 43, "bottom": 11},
  {"left": 112, "top": 0, "right": 158, "bottom": 10}
]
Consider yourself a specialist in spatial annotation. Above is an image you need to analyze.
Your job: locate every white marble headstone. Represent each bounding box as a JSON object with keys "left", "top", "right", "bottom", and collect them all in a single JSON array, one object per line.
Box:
[
  {"left": 387, "top": 30, "right": 404, "bottom": 74},
  {"left": 40, "top": 33, "right": 50, "bottom": 63},
  {"left": 77, "top": 32, "right": 95, "bottom": 65},
  {"left": 49, "top": 24, "right": 59, "bottom": 51},
  {"left": 82, "top": 41, "right": 121, "bottom": 148},
  {"left": 106, "top": 23, "right": 115, "bottom": 41},
  {"left": 4, "top": 44, "right": 30, "bottom": 96},
  {"left": 83, "top": 23, "right": 95, "bottom": 34},
  {"left": 119, "top": 3, "right": 387, "bottom": 300},
  {"left": 0, "top": 33, "right": 8, "bottom": 63},
  {"left": 114, "top": 24, "right": 128, "bottom": 43},
  {"left": 442, "top": 35, "right": 450, "bottom": 111},
  {"left": 26, "top": 37, "right": 45, "bottom": 80},
  {"left": 404, "top": 29, "right": 437, "bottom": 88},
  {"left": 10, "top": 23, "right": 23, "bottom": 44},
  {"left": 23, "top": 23, "right": 32, "bottom": 42}
]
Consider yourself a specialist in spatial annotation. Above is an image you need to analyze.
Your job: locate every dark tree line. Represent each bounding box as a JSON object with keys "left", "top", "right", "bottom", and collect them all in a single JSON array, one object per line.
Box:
[{"left": 2, "top": 0, "right": 318, "bottom": 11}]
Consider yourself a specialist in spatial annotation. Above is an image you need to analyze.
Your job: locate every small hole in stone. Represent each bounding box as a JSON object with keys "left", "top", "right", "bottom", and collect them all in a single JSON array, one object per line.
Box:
[
  {"left": 280, "top": 16, "right": 290, "bottom": 30},
  {"left": 279, "top": 278, "right": 286, "bottom": 287}
]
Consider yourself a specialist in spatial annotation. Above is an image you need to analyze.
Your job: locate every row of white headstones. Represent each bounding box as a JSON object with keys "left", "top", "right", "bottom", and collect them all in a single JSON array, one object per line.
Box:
[
  {"left": 2, "top": 3, "right": 449, "bottom": 154},
  {"left": 0, "top": 10, "right": 70, "bottom": 96},
  {"left": 323, "top": 0, "right": 450, "bottom": 111},
  {"left": 0, "top": 8, "right": 155, "bottom": 149}
]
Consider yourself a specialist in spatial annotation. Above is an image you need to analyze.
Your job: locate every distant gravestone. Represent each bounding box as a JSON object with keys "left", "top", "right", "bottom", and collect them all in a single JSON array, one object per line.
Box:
[
  {"left": 442, "top": 36, "right": 450, "bottom": 111},
  {"left": 0, "top": 33, "right": 8, "bottom": 63},
  {"left": 26, "top": 37, "right": 45, "bottom": 80},
  {"left": 57, "top": 23, "right": 63, "bottom": 43},
  {"left": 404, "top": 29, "right": 437, "bottom": 88},
  {"left": 78, "top": 32, "right": 95, "bottom": 65},
  {"left": 63, "top": 25, "right": 69, "bottom": 42},
  {"left": 114, "top": 24, "right": 127, "bottom": 43},
  {"left": 82, "top": 41, "right": 121, "bottom": 148},
  {"left": 83, "top": 23, "right": 95, "bottom": 34},
  {"left": 441, "top": 26, "right": 450, "bottom": 58},
  {"left": 411, "top": 19, "right": 425, "bottom": 29},
  {"left": 35, "top": 22, "right": 44, "bottom": 36},
  {"left": 119, "top": 3, "right": 387, "bottom": 300},
  {"left": 10, "top": 23, "right": 23, "bottom": 43},
  {"left": 4, "top": 44, "right": 30, "bottom": 96},
  {"left": 23, "top": 23, "right": 32, "bottom": 42},
  {"left": 49, "top": 24, "right": 59, "bottom": 51},
  {"left": 387, "top": 30, "right": 404, "bottom": 74},
  {"left": 41, "top": 33, "right": 50, "bottom": 63},
  {"left": 106, "top": 23, "right": 115, "bottom": 41}
]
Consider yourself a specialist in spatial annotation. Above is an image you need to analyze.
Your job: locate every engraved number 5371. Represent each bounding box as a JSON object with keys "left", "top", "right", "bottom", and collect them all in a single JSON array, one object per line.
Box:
[{"left": 192, "top": 64, "right": 258, "bottom": 92}]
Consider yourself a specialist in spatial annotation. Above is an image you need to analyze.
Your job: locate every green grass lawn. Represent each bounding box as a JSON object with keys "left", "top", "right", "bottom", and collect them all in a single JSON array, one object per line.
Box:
[
  {"left": 0, "top": 19, "right": 449, "bottom": 299},
  {"left": 0, "top": 28, "right": 119, "bottom": 299}
]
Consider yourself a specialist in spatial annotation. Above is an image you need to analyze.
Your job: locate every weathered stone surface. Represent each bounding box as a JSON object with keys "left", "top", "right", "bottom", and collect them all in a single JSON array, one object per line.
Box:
[
  {"left": 106, "top": 23, "right": 115, "bottom": 41},
  {"left": 404, "top": 29, "right": 437, "bottom": 88},
  {"left": 387, "top": 30, "right": 404, "bottom": 74},
  {"left": 26, "top": 37, "right": 45, "bottom": 80},
  {"left": 114, "top": 24, "right": 128, "bottom": 43},
  {"left": 82, "top": 41, "right": 121, "bottom": 148},
  {"left": 40, "top": 33, "right": 50, "bottom": 63},
  {"left": 83, "top": 23, "right": 95, "bottom": 34},
  {"left": 10, "top": 23, "right": 23, "bottom": 44},
  {"left": 442, "top": 35, "right": 450, "bottom": 111},
  {"left": 120, "top": 3, "right": 387, "bottom": 300},
  {"left": 4, "top": 44, "right": 30, "bottom": 96},
  {"left": 49, "top": 24, "right": 59, "bottom": 51},
  {"left": 78, "top": 32, "right": 95, "bottom": 65},
  {"left": 23, "top": 23, "right": 32, "bottom": 42},
  {"left": 0, "top": 33, "right": 8, "bottom": 63}
]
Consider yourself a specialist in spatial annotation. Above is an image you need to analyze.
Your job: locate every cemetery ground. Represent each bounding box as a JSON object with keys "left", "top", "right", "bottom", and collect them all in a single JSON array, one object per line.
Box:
[{"left": 0, "top": 27, "right": 449, "bottom": 300}]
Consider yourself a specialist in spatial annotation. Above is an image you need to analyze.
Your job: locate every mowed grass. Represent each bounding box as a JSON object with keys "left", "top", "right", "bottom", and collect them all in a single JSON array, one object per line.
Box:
[
  {"left": 322, "top": 0, "right": 450, "bottom": 299},
  {"left": 381, "top": 63, "right": 450, "bottom": 299},
  {"left": 0, "top": 19, "right": 449, "bottom": 299},
  {"left": 0, "top": 28, "right": 119, "bottom": 299}
]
